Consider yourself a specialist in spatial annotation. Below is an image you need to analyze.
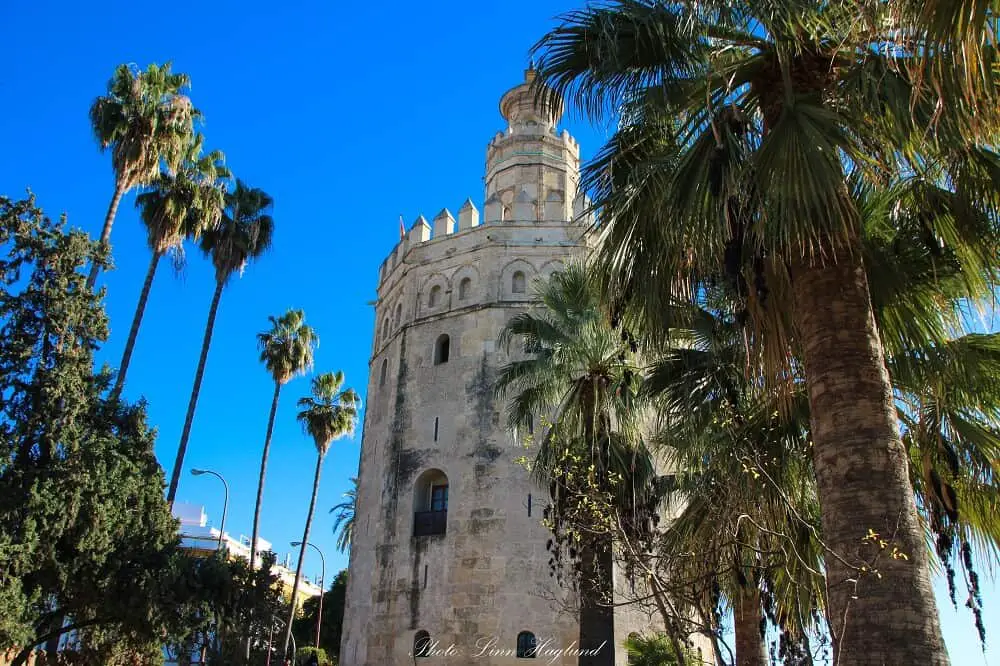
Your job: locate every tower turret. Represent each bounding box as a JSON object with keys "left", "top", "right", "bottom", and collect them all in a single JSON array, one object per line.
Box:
[
  {"left": 498, "top": 65, "right": 564, "bottom": 131},
  {"left": 485, "top": 66, "right": 581, "bottom": 224}
]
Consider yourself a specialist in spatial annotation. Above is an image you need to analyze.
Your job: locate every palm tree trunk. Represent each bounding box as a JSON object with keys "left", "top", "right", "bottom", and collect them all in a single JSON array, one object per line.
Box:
[
  {"left": 245, "top": 383, "right": 282, "bottom": 661},
  {"left": 167, "top": 279, "right": 225, "bottom": 505},
  {"left": 733, "top": 586, "right": 766, "bottom": 666},
  {"left": 283, "top": 452, "right": 325, "bottom": 660},
  {"left": 43, "top": 613, "right": 63, "bottom": 660},
  {"left": 112, "top": 251, "right": 161, "bottom": 400},
  {"left": 791, "top": 251, "right": 948, "bottom": 665},
  {"left": 86, "top": 178, "right": 127, "bottom": 289},
  {"left": 249, "top": 382, "right": 282, "bottom": 576},
  {"left": 577, "top": 539, "right": 614, "bottom": 666}
]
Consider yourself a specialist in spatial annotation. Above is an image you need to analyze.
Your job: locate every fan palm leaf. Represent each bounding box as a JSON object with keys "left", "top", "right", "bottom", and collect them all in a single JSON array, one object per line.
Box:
[
  {"left": 88, "top": 62, "right": 198, "bottom": 287},
  {"left": 330, "top": 477, "right": 358, "bottom": 554}
]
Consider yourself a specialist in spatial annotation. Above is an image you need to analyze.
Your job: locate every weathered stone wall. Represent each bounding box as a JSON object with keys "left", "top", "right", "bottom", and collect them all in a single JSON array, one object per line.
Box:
[{"left": 342, "top": 216, "right": 590, "bottom": 665}]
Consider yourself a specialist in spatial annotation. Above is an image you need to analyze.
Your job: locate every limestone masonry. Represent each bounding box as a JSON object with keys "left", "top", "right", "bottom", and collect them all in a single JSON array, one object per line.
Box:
[{"left": 340, "top": 69, "right": 656, "bottom": 666}]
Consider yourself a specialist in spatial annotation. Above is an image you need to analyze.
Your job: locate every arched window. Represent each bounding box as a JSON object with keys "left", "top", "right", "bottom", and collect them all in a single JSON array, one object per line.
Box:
[
  {"left": 381, "top": 317, "right": 390, "bottom": 341},
  {"left": 413, "top": 469, "right": 449, "bottom": 537},
  {"left": 379, "top": 359, "right": 388, "bottom": 386},
  {"left": 429, "top": 285, "right": 442, "bottom": 308},
  {"left": 394, "top": 302, "right": 402, "bottom": 328},
  {"left": 516, "top": 631, "right": 537, "bottom": 658},
  {"left": 434, "top": 334, "right": 450, "bottom": 365},
  {"left": 413, "top": 630, "right": 431, "bottom": 658},
  {"left": 512, "top": 271, "right": 526, "bottom": 294},
  {"left": 459, "top": 277, "right": 471, "bottom": 300}
]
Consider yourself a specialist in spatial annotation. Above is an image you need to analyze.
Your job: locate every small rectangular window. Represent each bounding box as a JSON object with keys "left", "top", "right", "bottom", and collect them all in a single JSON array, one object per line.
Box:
[
  {"left": 433, "top": 417, "right": 439, "bottom": 442},
  {"left": 430, "top": 484, "right": 449, "bottom": 511}
]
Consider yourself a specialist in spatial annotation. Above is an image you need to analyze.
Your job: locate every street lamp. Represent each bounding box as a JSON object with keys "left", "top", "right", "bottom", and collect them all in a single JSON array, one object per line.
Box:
[
  {"left": 266, "top": 615, "right": 295, "bottom": 666},
  {"left": 291, "top": 540, "right": 326, "bottom": 649},
  {"left": 191, "top": 468, "right": 228, "bottom": 551}
]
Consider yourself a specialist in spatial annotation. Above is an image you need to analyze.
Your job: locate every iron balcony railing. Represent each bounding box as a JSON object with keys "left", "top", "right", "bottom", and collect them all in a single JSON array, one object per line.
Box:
[{"left": 413, "top": 510, "right": 447, "bottom": 537}]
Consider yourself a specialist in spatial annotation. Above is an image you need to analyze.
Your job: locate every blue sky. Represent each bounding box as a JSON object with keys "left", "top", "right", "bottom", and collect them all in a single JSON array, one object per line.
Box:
[{"left": 0, "top": 0, "right": 995, "bottom": 662}]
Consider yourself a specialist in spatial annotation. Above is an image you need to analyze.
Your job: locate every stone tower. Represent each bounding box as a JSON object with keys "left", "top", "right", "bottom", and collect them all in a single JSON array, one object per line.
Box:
[{"left": 340, "top": 69, "right": 633, "bottom": 666}]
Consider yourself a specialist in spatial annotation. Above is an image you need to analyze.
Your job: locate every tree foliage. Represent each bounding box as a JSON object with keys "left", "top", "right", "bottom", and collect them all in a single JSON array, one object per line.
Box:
[
  {"left": 0, "top": 194, "right": 205, "bottom": 663},
  {"left": 258, "top": 309, "right": 318, "bottom": 387},
  {"left": 165, "top": 551, "right": 289, "bottom": 666},
  {"left": 292, "top": 570, "right": 347, "bottom": 662},
  {"left": 624, "top": 632, "right": 702, "bottom": 666},
  {"left": 296, "top": 372, "right": 360, "bottom": 457},
  {"left": 330, "top": 478, "right": 357, "bottom": 554}
]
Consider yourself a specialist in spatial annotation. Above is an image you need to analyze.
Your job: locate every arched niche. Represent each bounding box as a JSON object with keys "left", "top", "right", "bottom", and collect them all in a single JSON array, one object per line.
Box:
[{"left": 413, "top": 468, "right": 449, "bottom": 537}]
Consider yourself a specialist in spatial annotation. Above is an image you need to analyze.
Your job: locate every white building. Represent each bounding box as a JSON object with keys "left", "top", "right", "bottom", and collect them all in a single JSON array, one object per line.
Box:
[{"left": 173, "top": 502, "right": 322, "bottom": 599}]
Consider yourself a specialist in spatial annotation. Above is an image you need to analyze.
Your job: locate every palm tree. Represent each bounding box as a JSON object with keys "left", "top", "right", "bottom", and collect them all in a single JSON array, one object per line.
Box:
[
  {"left": 890, "top": 333, "right": 1000, "bottom": 645},
  {"left": 648, "top": 175, "right": 1000, "bottom": 664},
  {"left": 283, "top": 371, "right": 360, "bottom": 660},
  {"left": 624, "top": 633, "right": 696, "bottom": 666},
  {"left": 249, "top": 309, "right": 318, "bottom": 578},
  {"left": 856, "top": 173, "right": 1000, "bottom": 643},
  {"left": 330, "top": 477, "right": 359, "bottom": 553},
  {"left": 88, "top": 62, "right": 197, "bottom": 288},
  {"left": 166, "top": 180, "right": 274, "bottom": 504},
  {"left": 495, "top": 263, "right": 642, "bottom": 666},
  {"left": 113, "top": 135, "right": 228, "bottom": 399},
  {"left": 645, "top": 302, "right": 824, "bottom": 666},
  {"left": 532, "top": 3, "right": 999, "bottom": 661}
]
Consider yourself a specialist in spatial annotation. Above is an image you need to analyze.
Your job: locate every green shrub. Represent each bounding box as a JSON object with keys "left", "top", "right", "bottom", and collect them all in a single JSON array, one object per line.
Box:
[{"left": 296, "top": 646, "right": 332, "bottom": 665}]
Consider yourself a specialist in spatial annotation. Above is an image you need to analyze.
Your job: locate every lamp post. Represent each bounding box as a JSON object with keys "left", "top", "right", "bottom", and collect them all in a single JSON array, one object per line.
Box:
[
  {"left": 291, "top": 540, "right": 326, "bottom": 649},
  {"left": 191, "top": 468, "right": 228, "bottom": 551},
  {"left": 266, "top": 615, "right": 295, "bottom": 666}
]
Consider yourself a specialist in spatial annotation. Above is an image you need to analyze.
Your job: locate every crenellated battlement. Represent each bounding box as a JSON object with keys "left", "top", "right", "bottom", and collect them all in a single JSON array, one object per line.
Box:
[
  {"left": 486, "top": 126, "right": 579, "bottom": 151},
  {"left": 375, "top": 192, "right": 593, "bottom": 287}
]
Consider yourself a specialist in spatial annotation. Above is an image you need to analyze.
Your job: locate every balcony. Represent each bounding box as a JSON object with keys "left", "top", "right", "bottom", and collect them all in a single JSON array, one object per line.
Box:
[{"left": 413, "top": 510, "right": 447, "bottom": 537}]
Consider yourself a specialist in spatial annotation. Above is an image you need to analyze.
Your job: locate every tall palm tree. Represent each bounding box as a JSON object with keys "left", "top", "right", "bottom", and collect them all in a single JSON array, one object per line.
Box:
[
  {"left": 495, "top": 263, "right": 642, "bottom": 666},
  {"left": 857, "top": 173, "right": 1000, "bottom": 642},
  {"left": 113, "top": 135, "right": 228, "bottom": 399},
  {"left": 166, "top": 180, "right": 274, "bottom": 504},
  {"left": 283, "top": 371, "right": 360, "bottom": 660},
  {"left": 88, "top": 62, "right": 197, "bottom": 288},
  {"left": 249, "top": 309, "right": 318, "bottom": 578},
  {"left": 532, "top": 3, "right": 999, "bottom": 662},
  {"left": 330, "top": 477, "right": 359, "bottom": 553},
  {"left": 648, "top": 175, "right": 1000, "bottom": 664}
]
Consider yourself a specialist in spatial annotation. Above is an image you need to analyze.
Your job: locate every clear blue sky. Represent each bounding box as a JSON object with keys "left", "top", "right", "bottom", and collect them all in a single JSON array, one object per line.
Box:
[{"left": 0, "top": 1, "right": 995, "bottom": 662}]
